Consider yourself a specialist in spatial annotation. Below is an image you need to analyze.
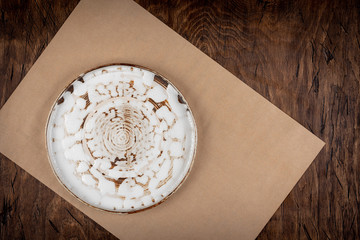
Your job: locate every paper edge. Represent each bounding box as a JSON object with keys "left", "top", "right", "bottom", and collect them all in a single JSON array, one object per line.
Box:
[{"left": 0, "top": 0, "right": 327, "bottom": 239}]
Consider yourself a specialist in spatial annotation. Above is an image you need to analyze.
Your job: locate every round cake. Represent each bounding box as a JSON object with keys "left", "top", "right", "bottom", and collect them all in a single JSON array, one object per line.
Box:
[{"left": 46, "top": 64, "right": 197, "bottom": 213}]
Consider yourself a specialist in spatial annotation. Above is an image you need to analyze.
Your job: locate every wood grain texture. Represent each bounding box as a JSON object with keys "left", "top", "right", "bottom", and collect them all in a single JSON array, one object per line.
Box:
[{"left": 0, "top": 0, "right": 359, "bottom": 239}]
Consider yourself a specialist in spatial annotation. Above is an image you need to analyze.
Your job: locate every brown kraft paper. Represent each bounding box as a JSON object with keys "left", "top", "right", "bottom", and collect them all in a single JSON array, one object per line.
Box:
[{"left": 0, "top": 0, "right": 324, "bottom": 239}]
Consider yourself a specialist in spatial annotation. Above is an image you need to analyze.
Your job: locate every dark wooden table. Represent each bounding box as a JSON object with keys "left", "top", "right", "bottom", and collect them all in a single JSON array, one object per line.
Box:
[{"left": 1, "top": 0, "right": 359, "bottom": 239}]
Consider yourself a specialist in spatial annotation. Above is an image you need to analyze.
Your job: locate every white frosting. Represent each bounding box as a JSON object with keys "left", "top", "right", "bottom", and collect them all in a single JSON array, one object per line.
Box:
[{"left": 46, "top": 65, "right": 197, "bottom": 212}]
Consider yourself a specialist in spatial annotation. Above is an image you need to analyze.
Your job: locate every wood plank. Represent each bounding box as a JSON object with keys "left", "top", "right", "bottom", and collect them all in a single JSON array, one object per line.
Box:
[{"left": 0, "top": 0, "right": 358, "bottom": 239}]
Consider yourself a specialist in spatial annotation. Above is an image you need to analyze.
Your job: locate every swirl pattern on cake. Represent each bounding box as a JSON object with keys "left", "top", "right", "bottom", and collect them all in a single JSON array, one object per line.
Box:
[{"left": 46, "top": 65, "right": 197, "bottom": 212}]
